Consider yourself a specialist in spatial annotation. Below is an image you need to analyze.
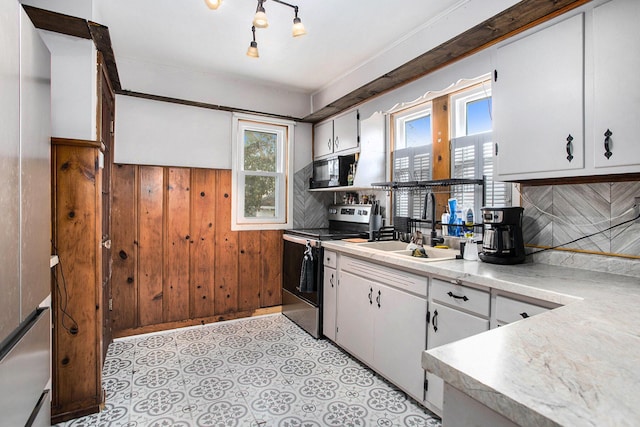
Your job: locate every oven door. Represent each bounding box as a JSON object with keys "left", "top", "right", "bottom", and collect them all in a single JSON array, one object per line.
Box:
[{"left": 282, "top": 234, "right": 322, "bottom": 338}]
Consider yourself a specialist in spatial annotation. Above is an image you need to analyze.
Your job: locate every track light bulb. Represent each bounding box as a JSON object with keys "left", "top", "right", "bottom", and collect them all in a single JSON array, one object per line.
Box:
[
  {"left": 204, "top": 0, "right": 222, "bottom": 10},
  {"left": 292, "top": 17, "right": 306, "bottom": 37}
]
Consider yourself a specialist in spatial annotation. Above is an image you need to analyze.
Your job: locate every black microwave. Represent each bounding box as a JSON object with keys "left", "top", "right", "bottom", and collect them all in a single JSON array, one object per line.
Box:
[{"left": 310, "top": 154, "right": 356, "bottom": 189}]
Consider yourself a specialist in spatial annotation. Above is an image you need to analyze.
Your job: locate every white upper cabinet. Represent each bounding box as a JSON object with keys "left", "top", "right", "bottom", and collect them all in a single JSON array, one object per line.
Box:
[
  {"left": 313, "top": 109, "right": 359, "bottom": 159},
  {"left": 495, "top": 13, "right": 585, "bottom": 179},
  {"left": 591, "top": 0, "right": 640, "bottom": 169},
  {"left": 495, "top": 0, "right": 640, "bottom": 181},
  {"left": 313, "top": 120, "right": 334, "bottom": 158}
]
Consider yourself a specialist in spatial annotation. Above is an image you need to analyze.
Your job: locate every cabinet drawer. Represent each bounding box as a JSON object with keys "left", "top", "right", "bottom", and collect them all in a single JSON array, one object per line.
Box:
[
  {"left": 431, "top": 278, "right": 489, "bottom": 317},
  {"left": 323, "top": 250, "right": 337, "bottom": 269},
  {"left": 341, "top": 256, "right": 427, "bottom": 297},
  {"left": 495, "top": 295, "right": 552, "bottom": 324}
]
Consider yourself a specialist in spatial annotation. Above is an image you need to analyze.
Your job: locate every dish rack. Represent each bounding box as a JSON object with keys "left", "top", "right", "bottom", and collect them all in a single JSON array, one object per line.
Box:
[{"left": 373, "top": 177, "right": 487, "bottom": 238}]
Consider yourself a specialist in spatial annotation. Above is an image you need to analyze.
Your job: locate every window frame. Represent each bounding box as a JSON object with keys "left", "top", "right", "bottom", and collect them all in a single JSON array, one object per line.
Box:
[{"left": 231, "top": 113, "right": 294, "bottom": 231}]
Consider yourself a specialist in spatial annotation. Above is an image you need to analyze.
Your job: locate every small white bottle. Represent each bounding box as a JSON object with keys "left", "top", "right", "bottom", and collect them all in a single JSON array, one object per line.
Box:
[{"left": 441, "top": 211, "right": 450, "bottom": 237}]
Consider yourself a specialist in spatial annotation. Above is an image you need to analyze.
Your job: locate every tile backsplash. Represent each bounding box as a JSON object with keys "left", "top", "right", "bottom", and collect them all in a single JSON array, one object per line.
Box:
[
  {"left": 293, "top": 163, "right": 333, "bottom": 229},
  {"left": 521, "top": 181, "right": 640, "bottom": 257}
]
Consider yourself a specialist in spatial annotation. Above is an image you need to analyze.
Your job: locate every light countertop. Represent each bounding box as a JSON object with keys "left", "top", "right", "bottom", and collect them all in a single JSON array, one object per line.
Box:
[{"left": 321, "top": 240, "right": 640, "bottom": 427}]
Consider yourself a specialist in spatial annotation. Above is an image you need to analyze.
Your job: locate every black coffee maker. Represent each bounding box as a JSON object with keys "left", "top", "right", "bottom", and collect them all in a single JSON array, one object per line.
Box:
[{"left": 479, "top": 207, "right": 526, "bottom": 265}]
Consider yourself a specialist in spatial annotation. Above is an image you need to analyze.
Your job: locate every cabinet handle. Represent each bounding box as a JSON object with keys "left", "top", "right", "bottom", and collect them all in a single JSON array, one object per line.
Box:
[
  {"left": 376, "top": 290, "right": 381, "bottom": 308},
  {"left": 433, "top": 309, "right": 438, "bottom": 332},
  {"left": 566, "top": 134, "right": 574, "bottom": 162},
  {"left": 327, "top": 138, "right": 332, "bottom": 150},
  {"left": 330, "top": 274, "right": 334, "bottom": 288},
  {"left": 604, "top": 129, "right": 613, "bottom": 159},
  {"left": 447, "top": 291, "right": 469, "bottom": 302},
  {"left": 368, "top": 287, "right": 373, "bottom": 305},
  {"left": 519, "top": 312, "right": 529, "bottom": 319},
  {"left": 334, "top": 136, "right": 339, "bottom": 149}
]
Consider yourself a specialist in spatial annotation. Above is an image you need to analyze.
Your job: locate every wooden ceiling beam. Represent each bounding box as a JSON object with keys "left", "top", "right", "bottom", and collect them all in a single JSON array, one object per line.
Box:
[{"left": 22, "top": 5, "right": 122, "bottom": 92}]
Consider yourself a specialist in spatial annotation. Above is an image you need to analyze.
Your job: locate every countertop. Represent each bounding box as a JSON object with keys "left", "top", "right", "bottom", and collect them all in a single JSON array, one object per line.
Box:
[{"left": 321, "top": 240, "right": 640, "bottom": 427}]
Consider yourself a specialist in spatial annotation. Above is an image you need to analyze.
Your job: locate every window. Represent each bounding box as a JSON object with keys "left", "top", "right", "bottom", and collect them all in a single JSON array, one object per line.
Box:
[
  {"left": 231, "top": 114, "right": 293, "bottom": 230},
  {"left": 391, "top": 104, "right": 432, "bottom": 218},
  {"left": 450, "top": 83, "right": 510, "bottom": 219}
]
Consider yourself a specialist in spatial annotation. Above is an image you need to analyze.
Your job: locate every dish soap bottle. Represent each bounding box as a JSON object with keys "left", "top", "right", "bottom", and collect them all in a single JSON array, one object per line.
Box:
[{"left": 464, "top": 207, "right": 474, "bottom": 238}]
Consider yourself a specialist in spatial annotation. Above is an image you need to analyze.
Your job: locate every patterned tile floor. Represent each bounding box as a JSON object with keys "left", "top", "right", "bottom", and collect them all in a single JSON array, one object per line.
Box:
[{"left": 56, "top": 314, "right": 442, "bottom": 427}]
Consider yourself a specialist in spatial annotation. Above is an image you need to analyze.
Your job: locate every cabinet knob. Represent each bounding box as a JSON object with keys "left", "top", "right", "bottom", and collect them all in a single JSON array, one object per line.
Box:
[
  {"left": 604, "top": 129, "right": 613, "bottom": 159},
  {"left": 102, "top": 239, "right": 112, "bottom": 249},
  {"left": 519, "top": 312, "right": 530, "bottom": 319},
  {"left": 433, "top": 309, "right": 439, "bottom": 332},
  {"left": 566, "top": 134, "right": 574, "bottom": 162}
]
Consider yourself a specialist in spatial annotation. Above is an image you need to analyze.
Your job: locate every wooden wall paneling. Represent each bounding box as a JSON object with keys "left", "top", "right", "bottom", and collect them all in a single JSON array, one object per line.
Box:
[
  {"left": 110, "top": 164, "right": 137, "bottom": 331},
  {"left": 137, "top": 166, "right": 164, "bottom": 326},
  {"left": 189, "top": 169, "right": 217, "bottom": 318},
  {"left": 51, "top": 144, "right": 102, "bottom": 419},
  {"left": 214, "top": 169, "right": 239, "bottom": 314},
  {"left": 238, "top": 231, "right": 261, "bottom": 311},
  {"left": 164, "top": 167, "right": 191, "bottom": 322},
  {"left": 432, "top": 95, "right": 451, "bottom": 221},
  {"left": 260, "top": 230, "right": 283, "bottom": 307}
]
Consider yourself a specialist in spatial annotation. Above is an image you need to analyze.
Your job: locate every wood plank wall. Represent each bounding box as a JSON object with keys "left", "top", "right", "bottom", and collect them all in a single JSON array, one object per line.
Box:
[{"left": 111, "top": 165, "right": 282, "bottom": 337}]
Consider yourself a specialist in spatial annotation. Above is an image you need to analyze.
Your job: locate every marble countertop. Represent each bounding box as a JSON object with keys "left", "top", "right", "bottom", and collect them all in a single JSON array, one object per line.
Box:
[{"left": 321, "top": 240, "right": 640, "bottom": 427}]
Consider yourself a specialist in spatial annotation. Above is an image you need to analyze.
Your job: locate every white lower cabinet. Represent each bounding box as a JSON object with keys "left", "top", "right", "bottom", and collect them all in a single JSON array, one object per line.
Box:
[
  {"left": 322, "top": 265, "right": 338, "bottom": 341},
  {"left": 336, "top": 257, "right": 427, "bottom": 401},
  {"left": 493, "top": 293, "right": 557, "bottom": 327},
  {"left": 425, "top": 279, "right": 490, "bottom": 415}
]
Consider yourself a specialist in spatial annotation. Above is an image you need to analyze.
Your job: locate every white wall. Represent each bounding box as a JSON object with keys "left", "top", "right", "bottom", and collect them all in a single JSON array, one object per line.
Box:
[
  {"left": 311, "top": 0, "right": 517, "bottom": 112},
  {"left": 115, "top": 95, "right": 232, "bottom": 168},
  {"left": 115, "top": 94, "right": 313, "bottom": 171},
  {"left": 117, "top": 57, "right": 312, "bottom": 120}
]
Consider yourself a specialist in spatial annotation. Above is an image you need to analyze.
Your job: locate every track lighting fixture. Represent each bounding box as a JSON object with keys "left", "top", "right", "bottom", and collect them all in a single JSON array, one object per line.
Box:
[
  {"left": 246, "top": 26, "right": 259, "bottom": 58},
  {"left": 204, "top": 0, "right": 306, "bottom": 58}
]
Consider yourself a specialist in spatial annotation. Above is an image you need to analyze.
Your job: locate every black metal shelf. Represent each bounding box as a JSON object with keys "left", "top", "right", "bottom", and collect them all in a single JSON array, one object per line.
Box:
[{"left": 371, "top": 177, "right": 485, "bottom": 191}]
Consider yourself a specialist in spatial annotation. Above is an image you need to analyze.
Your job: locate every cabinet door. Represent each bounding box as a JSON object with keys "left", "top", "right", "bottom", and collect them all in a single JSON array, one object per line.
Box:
[
  {"left": 336, "top": 271, "right": 374, "bottom": 365},
  {"left": 592, "top": 0, "right": 640, "bottom": 168},
  {"left": 313, "top": 120, "right": 334, "bottom": 158},
  {"left": 374, "top": 283, "right": 427, "bottom": 400},
  {"left": 495, "top": 13, "right": 584, "bottom": 178},
  {"left": 425, "top": 301, "right": 489, "bottom": 413},
  {"left": 333, "top": 110, "right": 359, "bottom": 153},
  {"left": 322, "top": 266, "right": 337, "bottom": 341}
]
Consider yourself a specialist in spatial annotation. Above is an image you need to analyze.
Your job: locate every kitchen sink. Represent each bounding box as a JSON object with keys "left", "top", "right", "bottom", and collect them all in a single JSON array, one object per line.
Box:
[
  {"left": 351, "top": 240, "right": 459, "bottom": 261},
  {"left": 390, "top": 248, "right": 458, "bottom": 261},
  {"left": 353, "top": 240, "right": 410, "bottom": 251}
]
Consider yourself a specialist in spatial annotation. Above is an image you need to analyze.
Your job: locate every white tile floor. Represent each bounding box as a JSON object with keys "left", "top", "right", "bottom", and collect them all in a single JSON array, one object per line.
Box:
[{"left": 56, "top": 314, "right": 442, "bottom": 427}]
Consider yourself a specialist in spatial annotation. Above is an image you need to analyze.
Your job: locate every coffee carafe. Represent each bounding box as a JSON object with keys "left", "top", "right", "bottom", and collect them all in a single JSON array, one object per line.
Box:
[{"left": 479, "top": 207, "right": 525, "bottom": 264}]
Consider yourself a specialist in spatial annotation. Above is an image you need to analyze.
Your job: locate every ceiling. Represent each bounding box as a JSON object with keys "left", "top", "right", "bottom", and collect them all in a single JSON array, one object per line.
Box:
[{"left": 93, "top": 0, "right": 466, "bottom": 94}]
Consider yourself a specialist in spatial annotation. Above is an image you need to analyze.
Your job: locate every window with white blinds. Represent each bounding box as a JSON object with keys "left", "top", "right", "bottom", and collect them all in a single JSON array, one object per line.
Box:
[
  {"left": 393, "top": 146, "right": 431, "bottom": 217},
  {"left": 391, "top": 103, "right": 432, "bottom": 218},
  {"left": 451, "top": 83, "right": 510, "bottom": 220}
]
